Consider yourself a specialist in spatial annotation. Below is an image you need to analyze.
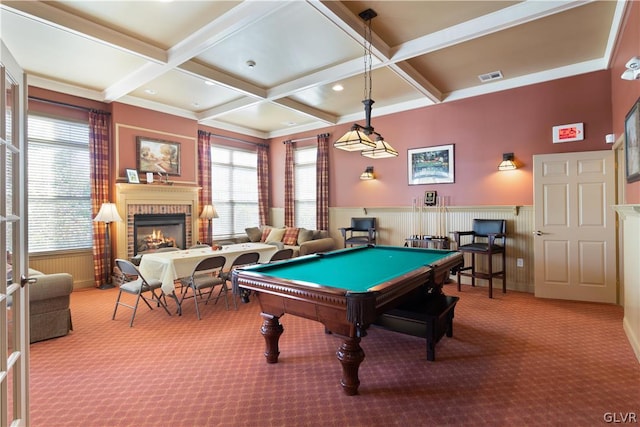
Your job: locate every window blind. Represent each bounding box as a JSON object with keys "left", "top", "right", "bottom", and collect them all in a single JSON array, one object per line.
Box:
[
  {"left": 294, "top": 146, "right": 317, "bottom": 229},
  {"left": 211, "top": 146, "right": 258, "bottom": 238},
  {"left": 28, "top": 114, "right": 92, "bottom": 252}
]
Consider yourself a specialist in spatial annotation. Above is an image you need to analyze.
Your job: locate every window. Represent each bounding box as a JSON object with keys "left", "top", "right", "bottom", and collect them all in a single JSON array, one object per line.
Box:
[
  {"left": 211, "top": 146, "right": 258, "bottom": 238},
  {"left": 294, "top": 146, "right": 317, "bottom": 229},
  {"left": 28, "top": 114, "right": 92, "bottom": 252}
]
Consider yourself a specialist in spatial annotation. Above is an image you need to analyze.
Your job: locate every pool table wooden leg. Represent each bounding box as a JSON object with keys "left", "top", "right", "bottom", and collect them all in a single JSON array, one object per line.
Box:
[
  {"left": 336, "top": 336, "right": 365, "bottom": 396},
  {"left": 260, "top": 313, "right": 283, "bottom": 363}
]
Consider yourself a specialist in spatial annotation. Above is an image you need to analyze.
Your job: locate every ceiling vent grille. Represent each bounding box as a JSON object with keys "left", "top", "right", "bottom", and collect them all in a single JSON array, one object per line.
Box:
[{"left": 478, "top": 70, "right": 503, "bottom": 83}]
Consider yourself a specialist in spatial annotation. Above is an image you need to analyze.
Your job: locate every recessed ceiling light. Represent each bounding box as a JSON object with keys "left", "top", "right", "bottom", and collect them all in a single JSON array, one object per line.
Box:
[
  {"left": 192, "top": 102, "right": 200, "bottom": 107},
  {"left": 332, "top": 84, "right": 344, "bottom": 92},
  {"left": 144, "top": 88, "right": 157, "bottom": 95},
  {"left": 204, "top": 80, "right": 215, "bottom": 86},
  {"left": 246, "top": 60, "right": 256, "bottom": 68}
]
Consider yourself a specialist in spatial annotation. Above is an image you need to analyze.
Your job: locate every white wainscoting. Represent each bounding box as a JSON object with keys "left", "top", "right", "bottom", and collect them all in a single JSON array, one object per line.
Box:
[
  {"left": 612, "top": 205, "right": 640, "bottom": 362},
  {"left": 29, "top": 250, "right": 95, "bottom": 289}
]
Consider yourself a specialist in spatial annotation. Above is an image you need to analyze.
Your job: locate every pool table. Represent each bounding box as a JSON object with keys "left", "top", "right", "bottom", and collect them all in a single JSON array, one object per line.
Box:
[{"left": 232, "top": 245, "right": 463, "bottom": 395}]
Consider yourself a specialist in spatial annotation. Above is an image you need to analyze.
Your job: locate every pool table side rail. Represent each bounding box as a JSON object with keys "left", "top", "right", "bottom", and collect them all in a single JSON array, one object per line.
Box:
[{"left": 233, "top": 266, "right": 437, "bottom": 327}]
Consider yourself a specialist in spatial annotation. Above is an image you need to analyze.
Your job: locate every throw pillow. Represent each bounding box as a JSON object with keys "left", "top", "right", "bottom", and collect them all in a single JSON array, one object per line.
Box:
[
  {"left": 245, "top": 227, "right": 262, "bottom": 243},
  {"left": 260, "top": 227, "right": 272, "bottom": 242},
  {"left": 297, "top": 228, "right": 314, "bottom": 244},
  {"left": 265, "top": 228, "right": 286, "bottom": 243},
  {"left": 282, "top": 227, "right": 300, "bottom": 246}
]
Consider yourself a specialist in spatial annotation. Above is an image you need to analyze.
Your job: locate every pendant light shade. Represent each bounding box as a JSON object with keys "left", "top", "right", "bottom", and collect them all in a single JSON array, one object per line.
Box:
[
  {"left": 334, "top": 124, "right": 376, "bottom": 151},
  {"left": 361, "top": 134, "right": 399, "bottom": 159}
]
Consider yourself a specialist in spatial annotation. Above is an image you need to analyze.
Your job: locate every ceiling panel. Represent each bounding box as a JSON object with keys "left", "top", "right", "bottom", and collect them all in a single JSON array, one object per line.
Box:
[
  {"left": 213, "top": 101, "right": 321, "bottom": 134},
  {"left": 194, "top": 1, "right": 363, "bottom": 88}
]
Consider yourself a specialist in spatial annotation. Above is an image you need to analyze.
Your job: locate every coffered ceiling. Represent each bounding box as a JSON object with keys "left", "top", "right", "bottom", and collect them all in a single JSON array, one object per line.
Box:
[{"left": 0, "top": 1, "right": 626, "bottom": 139}]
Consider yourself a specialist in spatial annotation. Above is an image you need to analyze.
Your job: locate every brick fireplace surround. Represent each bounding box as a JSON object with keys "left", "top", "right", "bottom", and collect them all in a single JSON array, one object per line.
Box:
[{"left": 114, "top": 183, "right": 201, "bottom": 260}]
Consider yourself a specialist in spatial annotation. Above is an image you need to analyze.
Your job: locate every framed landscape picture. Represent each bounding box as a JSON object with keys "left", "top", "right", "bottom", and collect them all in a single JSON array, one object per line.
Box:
[
  {"left": 136, "top": 136, "right": 181, "bottom": 176},
  {"left": 408, "top": 144, "right": 454, "bottom": 185},
  {"left": 625, "top": 97, "right": 640, "bottom": 183}
]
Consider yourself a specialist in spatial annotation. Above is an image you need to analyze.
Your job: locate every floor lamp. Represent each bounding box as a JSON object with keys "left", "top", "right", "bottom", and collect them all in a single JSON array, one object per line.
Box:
[
  {"left": 200, "top": 204, "right": 218, "bottom": 245},
  {"left": 94, "top": 202, "right": 123, "bottom": 290}
]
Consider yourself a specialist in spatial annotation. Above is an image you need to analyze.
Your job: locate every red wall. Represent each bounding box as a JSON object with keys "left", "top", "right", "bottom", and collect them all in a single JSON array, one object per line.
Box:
[
  {"left": 112, "top": 103, "right": 198, "bottom": 185},
  {"left": 610, "top": 1, "right": 640, "bottom": 204},
  {"left": 270, "top": 70, "right": 613, "bottom": 208}
]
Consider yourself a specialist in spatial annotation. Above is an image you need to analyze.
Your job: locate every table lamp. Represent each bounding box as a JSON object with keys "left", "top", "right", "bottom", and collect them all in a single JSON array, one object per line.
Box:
[{"left": 93, "top": 202, "right": 123, "bottom": 289}]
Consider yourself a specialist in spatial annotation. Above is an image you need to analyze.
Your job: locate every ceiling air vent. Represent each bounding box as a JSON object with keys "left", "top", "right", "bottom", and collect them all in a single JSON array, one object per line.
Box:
[{"left": 478, "top": 70, "right": 503, "bottom": 83}]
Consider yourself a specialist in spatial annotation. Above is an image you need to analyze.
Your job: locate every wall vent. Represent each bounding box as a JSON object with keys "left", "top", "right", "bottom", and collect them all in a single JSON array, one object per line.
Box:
[{"left": 478, "top": 70, "right": 503, "bottom": 83}]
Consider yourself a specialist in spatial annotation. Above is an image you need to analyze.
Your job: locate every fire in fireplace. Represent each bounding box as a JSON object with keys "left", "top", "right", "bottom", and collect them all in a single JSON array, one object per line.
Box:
[{"left": 133, "top": 213, "right": 186, "bottom": 255}]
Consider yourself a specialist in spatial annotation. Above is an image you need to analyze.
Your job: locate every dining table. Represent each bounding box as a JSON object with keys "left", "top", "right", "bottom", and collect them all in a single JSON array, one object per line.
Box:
[{"left": 138, "top": 242, "right": 278, "bottom": 295}]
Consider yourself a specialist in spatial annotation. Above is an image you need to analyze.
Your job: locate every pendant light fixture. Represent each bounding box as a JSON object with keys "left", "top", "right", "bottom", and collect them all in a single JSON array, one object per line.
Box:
[{"left": 334, "top": 9, "right": 398, "bottom": 158}]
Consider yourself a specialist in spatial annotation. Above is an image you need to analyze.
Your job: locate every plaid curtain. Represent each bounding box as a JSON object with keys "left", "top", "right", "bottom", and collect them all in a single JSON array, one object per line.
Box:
[
  {"left": 316, "top": 133, "right": 330, "bottom": 230},
  {"left": 284, "top": 140, "right": 294, "bottom": 227},
  {"left": 197, "top": 130, "right": 212, "bottom": 243},
  {"left": 257, "top": 144, "right": 269, "bottom": 226},
  {"left": 90, "top": 111, "right": 111, "bottom": 287}
]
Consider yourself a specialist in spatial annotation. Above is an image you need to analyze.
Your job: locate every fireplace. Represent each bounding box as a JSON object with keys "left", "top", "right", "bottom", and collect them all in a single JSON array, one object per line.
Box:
[{"left": 133, "top": 213, "right": 186, "bottom": 255}]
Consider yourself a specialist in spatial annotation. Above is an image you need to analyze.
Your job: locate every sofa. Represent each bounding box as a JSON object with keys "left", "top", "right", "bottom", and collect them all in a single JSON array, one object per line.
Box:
[
  {"left": 28, "top": 269, "right": 74, "bottom": 343},
  {"left": 242, "top": 226, "right": 336, "bottom": 257}
]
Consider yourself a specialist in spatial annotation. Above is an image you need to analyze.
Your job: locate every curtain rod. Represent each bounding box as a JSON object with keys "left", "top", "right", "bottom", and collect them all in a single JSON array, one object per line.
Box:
[
  {"left": 283, "top": 133, "right": 329, "bottom": 144},
  {"left": 28, "top": 96, "right": 109, "bottom": 114},
  {"left": 202, "top": 131, "right": 268, "bottom": 148}
]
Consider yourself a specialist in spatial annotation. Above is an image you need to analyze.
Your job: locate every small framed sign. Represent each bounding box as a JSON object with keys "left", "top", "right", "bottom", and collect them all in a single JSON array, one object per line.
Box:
[
  {"left": 424, "top": 191, "right": 437, "bottom": 206},
  {"left": 552, "top": 122, "right": 584, "bottom": 143}
]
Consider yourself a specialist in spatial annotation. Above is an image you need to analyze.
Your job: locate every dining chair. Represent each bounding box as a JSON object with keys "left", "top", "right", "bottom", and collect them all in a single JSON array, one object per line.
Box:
[
  {"left": 155, "top": 247, "right": 180, "bottom": 253},
  {"left": 113, "top": 258, "right": 172, "bottom": 327},
  {"left": 178, "top": 255, "right": 227, "bottom": 320},
  {"left": 268, "top": 248, "right": 294, "bottom": 263},
  {"left": 452, "top": 219, "right": 507, "bottom": 298},
  {"left": 221, "top": 252, "right": 260, "bottom": 308}
]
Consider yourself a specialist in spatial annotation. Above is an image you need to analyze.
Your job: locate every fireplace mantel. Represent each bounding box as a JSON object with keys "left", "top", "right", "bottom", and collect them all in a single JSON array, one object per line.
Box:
[{"left": 115, "top": 183, "right": 201, "bottom": 260}]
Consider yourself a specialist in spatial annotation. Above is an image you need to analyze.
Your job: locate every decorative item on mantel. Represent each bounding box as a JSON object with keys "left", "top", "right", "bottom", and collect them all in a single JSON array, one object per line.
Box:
[{"left": 153, "top": 172, "right": 173, "bottom": 185}]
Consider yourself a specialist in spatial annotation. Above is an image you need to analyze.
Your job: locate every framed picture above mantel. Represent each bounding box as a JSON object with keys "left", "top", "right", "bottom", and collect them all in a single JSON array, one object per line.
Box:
[
  {"left": 136, "top": 136, "right": 181, "bottom": 176},
  {"left": 408, "top": 144, "right": 455, "bottom": 185}
]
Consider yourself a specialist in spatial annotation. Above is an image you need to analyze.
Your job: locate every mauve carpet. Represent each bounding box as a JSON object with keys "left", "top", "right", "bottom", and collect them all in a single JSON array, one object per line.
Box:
[{"left": 28, "top": 283, "right": 639, "bottom": 426}]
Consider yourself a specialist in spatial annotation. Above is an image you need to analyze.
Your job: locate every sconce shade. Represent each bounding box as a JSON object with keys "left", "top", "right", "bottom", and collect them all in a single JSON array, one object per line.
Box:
[
  {"left": 334, "top": 125, "right": 376, "bottom": 151},
  {"left": 360, "top": 166, "right": 375, "bottom": 180},
  {"left": 200, "top": 204, "right": 219, "bottom": 219},
  {"left": 498, "top": 152, "right": 517, "bottom": 171},
  {"left": 361, "top": 135, "right": 399, "bottom": 159},
  {"left": 93, "top": 203, "right": 123, "bottom": 223}
]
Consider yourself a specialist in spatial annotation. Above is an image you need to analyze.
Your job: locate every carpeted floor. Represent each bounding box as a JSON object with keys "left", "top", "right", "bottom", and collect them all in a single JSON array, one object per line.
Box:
[{"left": 29, "top": 282, "right": 639, "bottom": 426}]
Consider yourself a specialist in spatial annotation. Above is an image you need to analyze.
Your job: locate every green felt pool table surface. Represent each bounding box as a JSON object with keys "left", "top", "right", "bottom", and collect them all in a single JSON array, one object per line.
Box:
[{"left": 241, "top": 245, "right": 459, "bottom": 293}]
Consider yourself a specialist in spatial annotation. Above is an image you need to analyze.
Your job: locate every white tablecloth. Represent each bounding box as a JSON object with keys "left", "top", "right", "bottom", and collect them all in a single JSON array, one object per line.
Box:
[{"left": 138, "top": 243, "right": 278, "bottom": 295}]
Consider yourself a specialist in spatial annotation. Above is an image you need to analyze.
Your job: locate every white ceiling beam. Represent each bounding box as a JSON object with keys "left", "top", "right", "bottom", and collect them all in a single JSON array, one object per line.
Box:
[{"left": 272, "top": 98, "right": 338, "bottom": 124}]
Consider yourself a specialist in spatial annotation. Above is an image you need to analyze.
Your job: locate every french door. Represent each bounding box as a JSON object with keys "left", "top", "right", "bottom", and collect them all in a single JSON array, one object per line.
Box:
[{"left": 1, "top": 41, "right": 29, "bottom": 426}]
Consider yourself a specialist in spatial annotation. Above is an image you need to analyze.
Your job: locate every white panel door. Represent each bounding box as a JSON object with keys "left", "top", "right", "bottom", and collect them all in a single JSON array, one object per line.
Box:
[{"left": 533, "top": 151, "right": 616, "bottom": 303}]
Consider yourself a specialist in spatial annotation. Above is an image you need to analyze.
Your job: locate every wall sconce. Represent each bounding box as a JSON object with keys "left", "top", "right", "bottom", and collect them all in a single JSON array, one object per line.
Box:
[
  {"left": 360, "top": 166, "right": 375, "bottom": 180},
  {"left": 498, "top": 153, "right": 517, "bottom": 171}
]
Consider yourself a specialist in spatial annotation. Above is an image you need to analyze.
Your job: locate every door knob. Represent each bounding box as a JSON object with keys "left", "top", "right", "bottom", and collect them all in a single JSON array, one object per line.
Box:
[
  {"left": 20, "top": 274, "right": 38, "bottom": 288},
  {"left": 533, "top": 230, "right": 544, "bottom": 236}
]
